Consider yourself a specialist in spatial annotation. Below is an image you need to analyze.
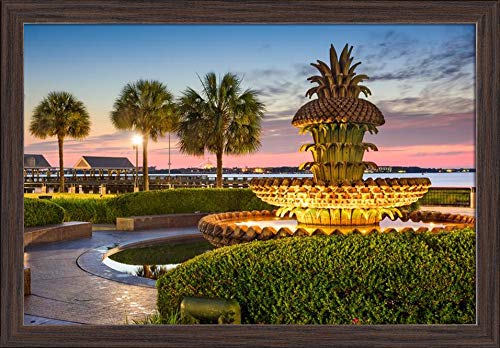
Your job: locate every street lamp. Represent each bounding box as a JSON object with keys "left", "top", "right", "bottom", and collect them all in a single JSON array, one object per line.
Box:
[
  {"left": 168, "top": 133, "right": 172, "bottom": 181},
  {"left": 132, "top": 134, "right": 143, "bottom": 192}
]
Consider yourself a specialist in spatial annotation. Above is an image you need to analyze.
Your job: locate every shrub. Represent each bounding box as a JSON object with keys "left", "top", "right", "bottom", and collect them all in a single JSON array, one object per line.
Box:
[
  {"left": 419, "top": 188, "right": 470, "bottom": 206},
  {"left": 24, "top": 198, "right": 65, "bottom": 227},
  {"left": 157, "top": 229, "right": 475, "bottom": 324},
  {"left": 51, "top": 197, "right": 116, "bottom": 224},
  {"left": 28, "top": 189, "right": 274, "bottom": 224},
  {"left": 109, "top": 188, "right": 274, "bottom": 217}
]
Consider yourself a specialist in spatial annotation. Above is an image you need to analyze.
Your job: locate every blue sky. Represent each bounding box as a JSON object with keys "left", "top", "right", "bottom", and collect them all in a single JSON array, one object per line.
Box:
[{"left": 24, "top": 24, "right": 475, "bottom": 168}]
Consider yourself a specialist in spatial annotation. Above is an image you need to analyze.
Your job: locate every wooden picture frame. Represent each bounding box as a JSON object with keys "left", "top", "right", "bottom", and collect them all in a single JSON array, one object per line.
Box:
[{"left": 1, "top": 1, "right": 498, "bottom": 347}]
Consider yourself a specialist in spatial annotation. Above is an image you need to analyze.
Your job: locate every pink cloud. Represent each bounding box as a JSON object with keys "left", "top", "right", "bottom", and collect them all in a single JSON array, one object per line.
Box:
[
  {"left": 25, "top": 121, "right": 475, "bottom": 171},
  {"left": 28, "top": 141, "right": 474, "bottom": 170}
]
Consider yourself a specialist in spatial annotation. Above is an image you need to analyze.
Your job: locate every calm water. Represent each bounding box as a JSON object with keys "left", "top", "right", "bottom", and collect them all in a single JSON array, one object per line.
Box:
[
  {"left": 151, "top": 172, "right": 475, "bottom": 188},
  {"left": 102, "top": 257, "right": 172, "bottom": 275},
  {"left": 32, "top": 171, "right": 475, "bottom": 188},
  {"left": 103, "top": 238, "right": 213, "bottom": 276},
  {"left": 236, "top": 218, "right": 456, "bottom": 232}
]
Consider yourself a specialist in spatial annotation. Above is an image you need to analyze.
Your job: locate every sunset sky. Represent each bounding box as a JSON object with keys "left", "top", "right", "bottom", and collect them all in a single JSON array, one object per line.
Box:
[{"left": 24, "top": 24, "right": 475, "bottom": 169}]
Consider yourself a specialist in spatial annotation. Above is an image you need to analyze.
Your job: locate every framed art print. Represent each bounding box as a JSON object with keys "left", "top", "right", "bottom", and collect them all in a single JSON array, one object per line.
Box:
[{"left": 1, "top": 1, "right": 498, "bottom": 347}]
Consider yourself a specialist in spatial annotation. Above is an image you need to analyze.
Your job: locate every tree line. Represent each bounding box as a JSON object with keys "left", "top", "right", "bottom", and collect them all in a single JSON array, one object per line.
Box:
[{"left": 29, "top": 72, "right": 265, "bottom": 191}]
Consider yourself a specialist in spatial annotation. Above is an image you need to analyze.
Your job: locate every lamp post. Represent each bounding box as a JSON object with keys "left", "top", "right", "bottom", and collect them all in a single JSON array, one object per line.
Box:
[
  {"left": 132, "top": 135, "right": 143, "bottom": 192},
  {"left": 168, "top": 133, "right": 171, "bottom": 181}
]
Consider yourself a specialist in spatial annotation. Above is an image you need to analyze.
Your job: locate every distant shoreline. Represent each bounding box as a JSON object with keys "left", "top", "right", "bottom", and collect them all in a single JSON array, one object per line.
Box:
[
  {"left": 152, "top": 166, "right": 476, "bottom": 175},
  {"left": 25, "top": 172, "right": 475, "bottom": 188}
]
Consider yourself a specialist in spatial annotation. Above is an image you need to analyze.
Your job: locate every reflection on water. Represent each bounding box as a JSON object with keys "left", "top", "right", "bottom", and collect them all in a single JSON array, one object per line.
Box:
[
  {"left": 102, "top": 257, "right": 180, "bottom": 276},
  {"left": 102, "top": 238, "right": 213, "bottom": 277}
]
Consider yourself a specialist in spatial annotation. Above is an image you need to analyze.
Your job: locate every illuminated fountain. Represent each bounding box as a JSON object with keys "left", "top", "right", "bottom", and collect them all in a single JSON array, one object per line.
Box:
[{"left": 199, "top": 43, "right": 475, "bottom": 247}]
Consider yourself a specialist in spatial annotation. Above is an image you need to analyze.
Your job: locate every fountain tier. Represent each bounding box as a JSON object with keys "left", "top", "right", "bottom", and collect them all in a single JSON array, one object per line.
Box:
[{"left": 250, "top": 177, "right": 431, "bottom": 226}]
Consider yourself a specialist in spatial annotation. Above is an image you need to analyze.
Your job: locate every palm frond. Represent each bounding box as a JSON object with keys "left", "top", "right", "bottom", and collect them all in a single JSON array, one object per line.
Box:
[
  {"left": 110, "top": 80, "right": 178, "bottom": 140},
  {"left": 30, "top": 91, "right": 91, "bottom": 140},
  {"left": 177, "top": 72, "right": 264, "bottom": 158}
]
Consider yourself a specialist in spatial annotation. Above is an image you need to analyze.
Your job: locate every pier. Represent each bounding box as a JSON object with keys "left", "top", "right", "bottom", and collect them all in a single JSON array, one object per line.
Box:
[{"left": 23, "top": 171, "right": 251, "bottom": 193}]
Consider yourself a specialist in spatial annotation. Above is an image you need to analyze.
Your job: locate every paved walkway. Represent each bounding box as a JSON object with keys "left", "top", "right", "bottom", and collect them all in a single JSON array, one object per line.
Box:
[{"left": 24, "top": 226, "right": 200, "bottom": 325}]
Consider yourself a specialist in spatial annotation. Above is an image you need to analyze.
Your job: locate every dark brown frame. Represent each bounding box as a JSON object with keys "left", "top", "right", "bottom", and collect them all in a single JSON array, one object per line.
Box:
[{"left": 1, "top": 1, "right": 498, "bottom": 347}]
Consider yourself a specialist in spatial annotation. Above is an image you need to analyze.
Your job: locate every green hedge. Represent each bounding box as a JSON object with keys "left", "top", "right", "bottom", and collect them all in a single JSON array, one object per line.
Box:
[
  {"left": 32, "top": 189, "right": 274, "bottom": 224},
  {"left": 157, "top": 230, "right": 475, "bottom": 324},
  {"left": 24, "top": 198, "right": 65, "bottom": 228},
  {"left": 419, "top": 188, "right": 470, "bottom": 207},
  {"left": 109, "top": 188, "right": 274, "bottom": 218},
  {"left": 51, "top": 197, "right": 117, "bottom": 224}
]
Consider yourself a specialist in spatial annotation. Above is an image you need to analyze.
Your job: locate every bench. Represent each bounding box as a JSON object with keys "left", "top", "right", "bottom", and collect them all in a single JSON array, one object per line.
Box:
[
  {"left": 24, "top": 222, "right": 92, "bottom": 247},
  {"left": 116, "top": 212, "right": 208, "bottom": 231}
]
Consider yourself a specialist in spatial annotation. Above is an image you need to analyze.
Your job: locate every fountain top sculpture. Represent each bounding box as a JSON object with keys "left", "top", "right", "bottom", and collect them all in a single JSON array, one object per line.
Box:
[{"left": 292, "top": 44, "right": 385, "bottom": 128}]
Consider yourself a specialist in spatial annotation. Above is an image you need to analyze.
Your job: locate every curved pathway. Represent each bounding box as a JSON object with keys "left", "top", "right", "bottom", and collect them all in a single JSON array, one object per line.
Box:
[{"left": 24, "top": 226, "right": 200, "bottom": 325}]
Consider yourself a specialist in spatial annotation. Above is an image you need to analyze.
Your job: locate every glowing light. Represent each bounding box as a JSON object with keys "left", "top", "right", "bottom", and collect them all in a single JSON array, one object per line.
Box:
[{"left": 131, "top": 134, "right": 143, "bottom": 146}]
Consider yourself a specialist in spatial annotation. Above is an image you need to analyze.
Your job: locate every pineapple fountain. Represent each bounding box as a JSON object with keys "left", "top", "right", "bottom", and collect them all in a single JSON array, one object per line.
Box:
[{"left": 199, "top": 43, "right": 475, "bottom": 247}]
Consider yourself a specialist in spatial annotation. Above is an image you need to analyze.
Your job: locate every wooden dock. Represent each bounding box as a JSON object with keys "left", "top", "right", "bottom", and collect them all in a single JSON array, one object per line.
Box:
[{"left": 23, "top": 171, "right": 252, "bottom": 193}]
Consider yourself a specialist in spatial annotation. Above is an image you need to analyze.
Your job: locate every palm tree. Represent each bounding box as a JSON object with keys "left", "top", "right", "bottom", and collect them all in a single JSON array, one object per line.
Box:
[
  {"left": 111, "top": 80, "right": 177, "bottom": 191},
  {"left": 30, "top": 92, "right": 91, "bottom": 192},
  {"left": 177, "top": 73, "right": 265, "bottom": 187}
]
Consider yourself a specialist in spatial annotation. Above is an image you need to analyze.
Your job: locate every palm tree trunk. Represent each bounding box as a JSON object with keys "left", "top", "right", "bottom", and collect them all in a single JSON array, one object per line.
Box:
[
  {"left": 216, "top": 150, "right": 223, "bottom": 188},
  {"left": 143, "top": 136, "right": 149, "bottom": 191},
  {"left": 58, "top": 136, "right": 65, "bottom": 192}
]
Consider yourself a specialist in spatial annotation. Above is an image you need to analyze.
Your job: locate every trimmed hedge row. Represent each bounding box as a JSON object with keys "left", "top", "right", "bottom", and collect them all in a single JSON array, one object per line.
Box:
[
  {"left": 25, "top": 189, "right": 275, "bottom": 225},
  {"left": 51, "top": 189, "right": 273, "bottom": 224},
  {"left": 24, "top": 198, "right": 65, "bottom": 228},
  {"left": 110, "top": 188, "right": 274, "bottom": 217},
  {"left": 51, "top": 197, "right": 117, "bottom": 224},
  {"left": 157, "top": 230, "right": 475, "bottom": 324}
]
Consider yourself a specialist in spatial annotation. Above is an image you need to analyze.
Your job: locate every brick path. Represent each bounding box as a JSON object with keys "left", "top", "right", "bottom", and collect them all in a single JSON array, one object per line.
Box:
[{"left": 24, "top": 227, "right": 199, "bottom": 325}]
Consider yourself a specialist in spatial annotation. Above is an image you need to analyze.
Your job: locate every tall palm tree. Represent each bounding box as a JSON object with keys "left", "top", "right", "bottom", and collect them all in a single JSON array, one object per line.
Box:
[
  {"left": 177, "top": 72, "right": 265, "bottom": 187},
  {"left": 30, "top": 92, "right": 91, "bottom": 192},
  {"left": 111, "top": 79, "right": 177, "bottom": 191}
]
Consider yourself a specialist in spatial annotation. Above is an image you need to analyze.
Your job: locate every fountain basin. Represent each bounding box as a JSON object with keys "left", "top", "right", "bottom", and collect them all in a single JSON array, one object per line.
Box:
[{"left": 198, "top": 209, "right": 475, "bottom": 248}]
